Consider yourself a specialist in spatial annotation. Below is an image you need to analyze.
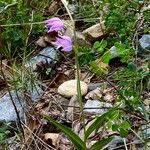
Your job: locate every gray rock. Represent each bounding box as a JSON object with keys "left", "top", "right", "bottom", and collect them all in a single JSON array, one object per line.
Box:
[
  {"left": 88, "top": 82, "right": 107, "bottom": 91},
  {"left": 26, "top": 47, "right": 57, "bottom": 70},
  {"left": 106, "top": 136, "right": 127, "bottom": 150},
  {"left": 132, "top": 124, "right": 150, "bottom": 150},
  {"left": 0, "top": 85, "right": 43, "bottom": 121},
  {"left": 139, "top": 124, "right": 150, "bottom": 138},
  {"left": 30, "top": 84, "right": 43, "bottom": 102},
  {"left": 84, "top": 100, "right": 112, "bottom": 114},
  {"left": 139, "top": 34, "right": 150, "bottom": 50},
  {"left": 0, "top": 91, "right": 24, "bottom": 121}
]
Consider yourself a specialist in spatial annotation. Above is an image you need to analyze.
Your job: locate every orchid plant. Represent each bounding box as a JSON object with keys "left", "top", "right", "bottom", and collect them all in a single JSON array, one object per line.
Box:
[
  {"left": 45, "top": 17, "right": 72, "bottom": 52},
  {"left": 44, "top": 17, "right": 114, "bottom": 150}
]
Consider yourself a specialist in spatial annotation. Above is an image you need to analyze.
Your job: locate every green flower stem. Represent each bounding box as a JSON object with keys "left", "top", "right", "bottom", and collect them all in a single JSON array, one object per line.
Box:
[{"left": 61, "top": 0, "right": 86, "bottom": 144}]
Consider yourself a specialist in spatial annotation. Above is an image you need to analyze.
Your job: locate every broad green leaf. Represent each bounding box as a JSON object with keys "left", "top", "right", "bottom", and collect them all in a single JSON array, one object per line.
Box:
[
  {"left": 44, "top": 115, "right": 86, "bottom": 150},
  {"left": 93, "top": 40, "right": 107, "bottom": 54},
  {"left": 93, "top": 41, "right": 101, "bottom": 49},
  {"left": 101, "top": 51, "right": 112, "bottom": 63},
  {"left": 127, "top": 63, "right": 137, "bottom": 72},
  {"left": 90, "top": 137, "right": 113, "bottom": 150},
  {"left": 85, "top": 108, "right": 117, "bottom": 140},
  {"left": 90, "top": 59, "right": 108, "bottom": 76},
  {"left": 94, "top": 40, "right": 107, "bottom": 49},
  {"left": 114, "top": 42, "right": 126, "bottom": 54}
]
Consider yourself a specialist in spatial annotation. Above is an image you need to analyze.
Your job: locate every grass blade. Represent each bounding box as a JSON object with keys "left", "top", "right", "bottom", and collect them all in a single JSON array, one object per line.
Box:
[
  {"left": 85, "top": 108, "right": 116, "bottom": 140},
  {"left": 90, "top": 137, "right": 113, "bottom": 150},
  {"left": 44, "top": 115, "right": 86, "bottom": 150}
]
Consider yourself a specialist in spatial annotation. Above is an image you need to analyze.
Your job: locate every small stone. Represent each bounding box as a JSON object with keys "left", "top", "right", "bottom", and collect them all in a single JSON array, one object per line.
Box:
[
  {"left": 83, "top": 24, "right": 105, "bottom": 42},
  {"left": 88, "top": 82, "right": 107, "bottom": 91},
  {"left": 84, "top": 100, "right": 112, "bottom": 114},
  {"left": 139, "top": 34, "right": 150, "bottom": 50},
  {"left": 109, "top": 46, "right": 119, "bottom": 58},
  {"left": 58, "top": 80, "right": 88, "bottom": 98}
]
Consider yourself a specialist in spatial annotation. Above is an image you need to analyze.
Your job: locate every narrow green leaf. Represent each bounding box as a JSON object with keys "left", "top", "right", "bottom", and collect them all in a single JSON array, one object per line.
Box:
[
  {"left": 120, "top": 121, "right": 130, "bottom": 129},
  {"left": 90, "top": 137, "right": 113, "bottom": 150},
  {"left": 119, "top": 128, "right": 128, "bottom": 138},
  {"left": 44, "top": 115, "right": 86, "bottom": 150},
  {"left": 85, "top": 108, "right": 116, "bottom": 140}
]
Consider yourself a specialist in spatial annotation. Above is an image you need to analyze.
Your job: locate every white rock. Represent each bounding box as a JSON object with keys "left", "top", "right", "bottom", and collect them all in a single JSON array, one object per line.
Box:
[
  {"left": 58, "top": 80, "right": 88, "bottom": 98},
  {"left": 84, "top": 100, "right": 112, "bottom": 114}
]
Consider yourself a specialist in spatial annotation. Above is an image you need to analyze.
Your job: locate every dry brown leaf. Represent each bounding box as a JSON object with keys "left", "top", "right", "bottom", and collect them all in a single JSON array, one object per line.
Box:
[
  {"left": 95, "top": 58, "right": 109, "bottom": 72},
  {"left": 59, "top": 135, "right": 73, "bottom": 150},
  {"left": 143, "top": 99, "right": 150, "bottom": 106},
  {"left": 66, "top": 95, "right": 79, "bottom": 121},
  {"left": 36, "top": 36, "right": 47, "bottom": 47},
  {"left": 80, "top": 71, "right": 94, "bottom": 83},
  {"left": 103, "top": 94, "right": 113, "bottom": 102},
  {"left": 85, "top": 87, "right": 103, "bottom": 100},
  {"left": 44, "top": 133, "right": 60, "bottom": 147},
  {"left": 129, "top": 144, "right": 138, "bottom": 150},
  {"left": 44, "top": 32, "right": 58, "bottom": 44},
  {"left": 48, "top": 1, "right": 60, "bottom": 15}
]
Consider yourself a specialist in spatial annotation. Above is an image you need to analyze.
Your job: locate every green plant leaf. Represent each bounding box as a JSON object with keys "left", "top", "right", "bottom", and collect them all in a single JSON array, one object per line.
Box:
[
  {"left": 90, "top": 59, "right": 108, "bottom": 76},
  {"left": 85, "top": 108, "right": 117, "bottom": 140},
  {"left": 120, "top": 121, "right": 130, "bottom": 129},
  {"left": 93, "top": 41, "right": 101, "bottom": 49},
  {"left": 90, "top": 137, "right": 113, "bottom": 150},
  {"left": 119, "top": 128, "right": 128, "bottom": 138},
  {"left": 44, "top": 115, "right": 86, "bottom": 150},
  {"left": 101, "top": 51, "right": 112, "bottom": 63},
  {"left": 94, "top": 40, "right": 107, "bottom": 54},
  {"left": 127, "top": 63, "right": 137, "bottom": 72}
]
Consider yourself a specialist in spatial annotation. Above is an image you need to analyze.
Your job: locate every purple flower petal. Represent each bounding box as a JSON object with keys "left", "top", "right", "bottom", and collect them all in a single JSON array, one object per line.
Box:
[
  {"left": 53, "top": 35, "right": 72, "bottom": 52},
  {"left": 45, "top": 17, "right": 64, "bottom": 32}
]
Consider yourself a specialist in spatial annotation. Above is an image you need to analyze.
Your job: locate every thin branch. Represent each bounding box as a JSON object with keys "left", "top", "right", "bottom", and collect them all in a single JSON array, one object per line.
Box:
[
  {"left": 0, "top": 18, "right": 101, "bottom": 27},
  {"left": 26, "top": 11, "right": 34, "bottom": 46}
]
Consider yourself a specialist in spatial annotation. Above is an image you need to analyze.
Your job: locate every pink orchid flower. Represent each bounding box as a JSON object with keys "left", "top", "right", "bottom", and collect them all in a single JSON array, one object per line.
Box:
[
  {"left": 45, "top": 17, "right": 64, "bottom": 33},
  {"left": 54, "top": 35, "right": 72, "bottom": 52}
]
